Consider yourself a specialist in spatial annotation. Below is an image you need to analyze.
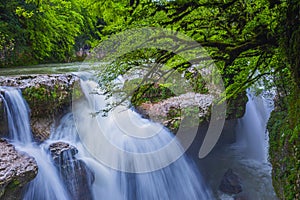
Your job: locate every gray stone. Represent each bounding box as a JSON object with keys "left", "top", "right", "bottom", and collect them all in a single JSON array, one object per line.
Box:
[
  {"left": 0, "top": 139, "right": 38, "bottom": 200},
  {"left": 219, "top": 168, "right": 243, "bottom": 194},
  {"left": 49, "top": 142, "right": 94, "bottom": 200},
  {"left": 31, "top": 118, "right": 54, "bottom": 142}
]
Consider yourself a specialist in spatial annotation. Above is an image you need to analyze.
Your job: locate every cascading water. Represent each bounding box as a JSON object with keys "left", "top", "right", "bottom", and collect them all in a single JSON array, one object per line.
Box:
[
  {"left": 214, "top": 89, "right": 277, "bottom": 199},
  {"left": 236, "top": 90, "right": 274, "bottom": 162},
  {"left": 0, "top": 75, "right": 213, "bottom": 199},
  {"left": 196, "top": 88, "right": 277, "bottom": 200},
  {"left": 72, "top": 76, "right": 213, "bottom": 199},
  {"left": 0, "top": 87, "right": 70, "bottom": 200},
  {"left": 0, "top": 87, "right": 32, "bottom": 144}
]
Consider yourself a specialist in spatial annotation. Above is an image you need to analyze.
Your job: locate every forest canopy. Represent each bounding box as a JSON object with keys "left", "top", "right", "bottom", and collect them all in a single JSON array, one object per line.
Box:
[{"left": 0, "top": 0, "right": 299, "bottom": 97}]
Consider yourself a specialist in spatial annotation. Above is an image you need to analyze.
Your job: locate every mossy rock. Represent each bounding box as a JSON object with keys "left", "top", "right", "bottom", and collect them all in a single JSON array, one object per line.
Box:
[
  {"left": 226, "top": 91, "right": 248, "bottom": 119},
  {"left": 267, "top": 93, "right": 300, "bottom": 199},
  {"left": 0, "top": 74, "right": 79, "bottom": 141},
  {"left": 22, "top": 84, "right": 72, "bottom": 118}
]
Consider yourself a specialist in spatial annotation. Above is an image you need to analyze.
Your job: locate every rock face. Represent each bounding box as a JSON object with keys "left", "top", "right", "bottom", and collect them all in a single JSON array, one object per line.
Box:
[
  {"left": 219, "top": 168, "right": 243, "bottom": 194},
  {"left": 30, "top": 118, "right": 54, "bottom": 142},
  {"left": 135, "top": 91, "right": 247, "bottom": 133},
  {"left": 226, "top": 91, "right": 248, "bottom": 120},
  {"left": 0, "top": 139, "right": 38, "bottom": 200},
  {"left": 268, "top": 102, "right": 300, "bottom": 199},
  {"left": 0, "top": 74, "right": 79, "bottom": 141},
  {"left": 135, "top": 92, "right": 213, "bottom": 132},
  {"left": 49, "top": 142, "right": 78, "bottom": 163},
  {"left": 49, "top": 142, "right": 94, "bottom": 200}
]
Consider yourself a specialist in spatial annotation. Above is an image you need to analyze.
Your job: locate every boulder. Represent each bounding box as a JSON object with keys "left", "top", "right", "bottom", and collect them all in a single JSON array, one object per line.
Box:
[
  {"left": 49, "top": 142, "right": 94, "bottom": 200},
  {"left": 136, "top": 92, "right": 213, "bottom": 132},
  {"left": 0, "top": 139, "right": 38, "bottom": 200},
  {"left": 49, "top": 142, "right": 78, "bottom": 163},
  {"left": 219, "top": 168, "right": 242, "bottom": 194}
]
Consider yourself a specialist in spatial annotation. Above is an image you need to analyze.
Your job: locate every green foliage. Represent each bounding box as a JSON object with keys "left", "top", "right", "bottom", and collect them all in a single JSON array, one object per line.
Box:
[
  {"left": 22, "top": 84, "right": 71, "bottom": 117},
  {"left": 268, "top": 97, "right": 300, "bottom": 199},
  {"left": 89, "top": 0, "right": 288, "bottom": 101},
  {"left": 0, "top": 0, "right": 102, "bottom": 66},
  {"left": 130, "top": 82, "right": 175, "bottom": 106},
  {"left": 267, "top": 67, "right": 300, "bottom": 199}
]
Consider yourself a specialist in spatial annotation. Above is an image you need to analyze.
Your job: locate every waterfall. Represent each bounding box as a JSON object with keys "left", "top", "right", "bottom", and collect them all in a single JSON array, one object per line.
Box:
[
  {"left": 236, "top": 90, "right": 274, "bottom": 162},
  {"left": 0, "top": 87, "right": 32, "bottom": 144},
  {"left": 0, "top": 78, "right": 212, "bottom": 199},
  {"left": 71, "top": 77, "right": 213, "bottom": 199},
  {"left": 0, "top": 87, "right": 71, "bottom": 200},
  {"left": 22, "top": 145, "right": 71, "bottom": 200}
]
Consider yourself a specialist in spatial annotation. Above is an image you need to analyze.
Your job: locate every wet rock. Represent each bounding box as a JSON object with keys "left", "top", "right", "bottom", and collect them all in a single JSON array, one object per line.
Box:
[
  {"left": 219, "top": 168, "right": 243, "bottom": 194},
  {"left": 226, "top": 91, "right": 248, "bottom": 119},
  {"left": 136, "top": 92, "right": 213, "bottom": 132},
  {"left": 141, "top": 92, "right": 213, "bottom": 119},
  {"left": 135, "top": 90, "right": 247, "bottom": 133},
  {"left": 234, "top": 193, "right": 249, "bottom": 200},
  {"left": 0, "top": 138, "right": 38, "bottom": 200},
  {"left": 0, "top": 74, "right": 77, "bottom": 90},
  {"left": 49, "top": 142, "right": 78, "bottom": 163},
  {"left": 49, "top": 142, "right": 94, "bottom": 200},
  {"left": 30, "top": 118, "right": 54, "bottom": 142}
]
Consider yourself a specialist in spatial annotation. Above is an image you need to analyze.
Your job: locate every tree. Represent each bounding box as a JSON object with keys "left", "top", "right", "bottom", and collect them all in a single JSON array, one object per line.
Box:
[
  {"left": 91, "top": 0, "right": 286, "bottom": 100},
  {"left": 0, "top": 0, "right": 102, "bottom": 66}
]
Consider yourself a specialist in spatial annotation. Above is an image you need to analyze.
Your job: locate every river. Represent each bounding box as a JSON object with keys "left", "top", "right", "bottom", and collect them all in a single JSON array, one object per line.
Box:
[{"left": 0, "top": 63, "right": 278, "bottom": 199}]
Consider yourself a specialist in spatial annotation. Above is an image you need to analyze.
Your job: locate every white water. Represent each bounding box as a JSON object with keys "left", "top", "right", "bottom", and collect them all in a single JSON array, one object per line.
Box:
[
  {"left": 72, "top": 77, "right": 213, "bottom": 199},
  {"left": 195, "top": 90, "right": 278, "bottom": 200},
  {"left": 0, "top": 79, "right": 277, "bottom": 200},
  {"left": 0, "top": 88, "right": 32, "bottom": 144},
  {"left": 22, "top": 145, "right": 70, "bottom": 200},
  {"left": 0, "top": 87, "right": 70, "bottom": 200},
  {"left": 235, "top": 91, "right": 274, "bottom": 162},
  {"left": 0, "top": 79, "right": 212, "bottom": 199}
]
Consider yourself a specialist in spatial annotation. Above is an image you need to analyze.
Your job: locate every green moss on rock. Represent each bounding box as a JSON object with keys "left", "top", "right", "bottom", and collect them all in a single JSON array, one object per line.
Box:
[
  {"left": 0, "top": 74, "right": 78, "bottom": 141},
  {"left": 22, "top": 84, "right": 71, "bottom": 118},
  {"left": 226, "top": 91, "right": 247, "bottom": 119},
  {"left": 267, "top": 91, "right": 300, "bottom": 199}
]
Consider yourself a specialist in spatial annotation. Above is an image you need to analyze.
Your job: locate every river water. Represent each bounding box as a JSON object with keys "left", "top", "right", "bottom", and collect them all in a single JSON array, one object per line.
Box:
[{"left": 0, "top": 63, "right": 278, "bottom": 199}]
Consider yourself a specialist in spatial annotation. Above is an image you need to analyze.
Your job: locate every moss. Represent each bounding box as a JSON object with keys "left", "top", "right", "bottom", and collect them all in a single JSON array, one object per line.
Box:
[
  {"left": 6, "top": 180, "right": 21, "bottom": 190},
  {"left": 226, "top": 91, "right": 248, "bottom": 119},
  {"left": 72, "top": 82, "right": 84, "bottom": 101},
  {"left": 0, "top": 179, "right": 21, "bottom": 200},
  {"left": 268, "top": 91, "right": 300, "bottom": 199},
  {"left": 130, "top": 83, "right": 175, "bottom": 106},
  {"left": 22, "top": 84, "right": 72, "bottom": 118}
]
